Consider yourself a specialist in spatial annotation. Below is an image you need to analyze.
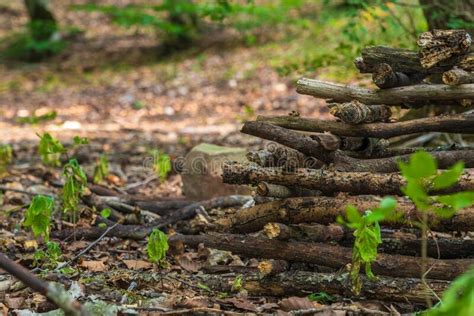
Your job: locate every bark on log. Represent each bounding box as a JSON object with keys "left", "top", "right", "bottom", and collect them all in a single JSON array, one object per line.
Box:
[
  {"left": 263, "top": 222, "right": 344, "bottom": 242},
  {"left": 256, "top": 182, "right": 321, "bottom": 198},
  {"left": 296, "top": 78, "right": 474, "bottom": 105},
  {"left": 198, "top": 270, "right": 449, "bottom": 304},
  {"left": 223, "top": 162, "right": 474, "bottom": 194},
  {"left": 256, "top": 113, "right": 474, "bottom": 138},
  {"left": 346, "top": 145, "right": 474, "bottom": 159},
  {"left": 247, "top": 146, "right": 323, "bottom": 169},
  {"left": 442, "top": 68, "right": 474, "bottom": 85},
  {"left": 328, "top": 100, "right": 391, "bottom": 124},
  {"left": 241, "top": 121, "right": 334, "bottom": 164},
  {"left": 372, "top": 63, "right": 425, "bottom": 89},
  {"left": 417, "top": 30, "right": 472, "bottom": 69},
  {"left": 216, "top": 195, "right": 474, "bottom": 233},
  {"left": 257, "top": 259, "right": 290, "bottom": 277},
  {"left": 172, "top": 233, "right": 472, "bottom": 280},
  {"left": 356, "top": 46, "right": 474, "bottom": 74}
]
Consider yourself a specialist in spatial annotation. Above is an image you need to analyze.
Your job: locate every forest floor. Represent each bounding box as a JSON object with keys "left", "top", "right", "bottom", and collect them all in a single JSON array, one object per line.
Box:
[{"left": 0, "top": 1, "right": 433, "bottom": 315}]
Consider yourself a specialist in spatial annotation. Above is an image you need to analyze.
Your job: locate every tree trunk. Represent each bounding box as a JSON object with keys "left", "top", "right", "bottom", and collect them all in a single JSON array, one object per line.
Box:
[
  {"left": 419, "top": 0, "right": 474, "bottom": 37},
  {"left": 24, "top": 0, "right": 57, "bottom": 41}
]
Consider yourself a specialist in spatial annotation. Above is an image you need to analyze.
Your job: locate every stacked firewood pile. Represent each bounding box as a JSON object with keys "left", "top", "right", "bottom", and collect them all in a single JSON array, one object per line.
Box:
[{"left": 175, "top": 29, "right": 474, "bottom": 310}]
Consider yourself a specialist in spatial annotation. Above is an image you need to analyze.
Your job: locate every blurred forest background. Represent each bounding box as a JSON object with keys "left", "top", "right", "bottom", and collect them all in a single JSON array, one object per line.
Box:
[{"left": 0, "top": 0, "right": 472, "bottom": 144}]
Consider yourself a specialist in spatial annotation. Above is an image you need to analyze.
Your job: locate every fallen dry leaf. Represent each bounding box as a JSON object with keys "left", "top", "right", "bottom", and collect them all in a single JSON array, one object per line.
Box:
[
  {"left": 223, "top": 297, "right": 258, "bottom": 312},
  {"left": 68, "top": 240, "right": 89, "bottom": 251},
  {"left": 79, "top": 260, "right": 106, "bottom": 272},
  {"left": 122, "top": 259, "right": 152, "bottom": 270},
  {"left": 279, "top": 296, "right": 315, "bottom": 312},
  {"left": 5, "top": 296, "right": 24, "bottom": 309},
  {"left": 177, "top": 253, "right": 201, "bottom": 272},
  {"left": 23, "top": 240, "right": 38, "bottom": 251}
]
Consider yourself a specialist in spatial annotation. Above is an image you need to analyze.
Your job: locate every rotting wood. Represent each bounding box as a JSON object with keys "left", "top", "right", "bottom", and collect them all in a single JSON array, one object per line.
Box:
[
  {"left": 256, "top": 113, "right": 474, "bottom": 138},
  {"left": 216, "top": 195, "right": 474, "bottom": 233},
  {"left": 442, "top": 68, "right": 474, "bottom": 85},
  {"left": 417, "top": 29, "right": 472, "bottom": 69},
  {"left": 172, "top": 233, "right": 472, "bottom": 280},
  {"left": 296, "top": 78, "right": 474, "bottom": 105},
  {"left": 328, "top": 100, "right": 391, "bottom": 124},
  {"left": 372, "top": 63, "right": 425, "bottom": 89}
]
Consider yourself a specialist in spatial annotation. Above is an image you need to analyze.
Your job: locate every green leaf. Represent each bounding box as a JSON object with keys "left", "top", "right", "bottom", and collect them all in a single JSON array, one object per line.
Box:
[
  {"left": 432, "top": 162, "right": 464, "bottom": 190},
  {"left": 151, "top": 150, "right": 172, "bottom": 182},
  {"left": 231, "top": 274, "right": 243, "bottom": 292},
  {"left": 93, "top": 155, "right": 109, "bottom": 184},
  {"left": 73, "top": 136, "right": 89, "bottom": 146},
  {"left": 398, "top": 151, "right": 437, "bottom": 180},
  {"left": 62, "top": 159, "right": 87, "bottom": 215},
  {"left": 197, "top": 283, "right": 211, "bottom": 292},
  {"left": 147, "top": 228, "right": 169, "bottom": 263},
  {"left": 23, "top": 195, "right": 54, "bottom": 241},
  {"left": 307, "top": 292, "right": 336, "bottom": 304},
  {"left": 436, "top": 192, "right": 474, "bottom": 211},
  {"left": 0, "top": 144, "right": 13, "bottom": 174},
  {"left": 100, "top": 208, "right": 111, "bottom": 219}
]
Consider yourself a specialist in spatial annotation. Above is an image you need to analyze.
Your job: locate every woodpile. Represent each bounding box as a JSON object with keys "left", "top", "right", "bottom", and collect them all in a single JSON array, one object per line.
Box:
[{"left": 176, "top": 29, "right": 474, "bottom": 307}]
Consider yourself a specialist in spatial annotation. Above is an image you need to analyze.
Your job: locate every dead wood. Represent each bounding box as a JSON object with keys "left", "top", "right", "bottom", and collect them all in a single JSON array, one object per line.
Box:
[
  {"left": 256, "top": 113, "right": 474, "bottom": 138},
  {"left": 296, "top": 78, "right": 474, "bottom": 105},
  {"left": 257, "top": 259, "right": 290, "bottom": 277},
  {"left": 442, "top": 68, "right": 474, "bottom": 85},
  {"left": 372, "top": 63, "right": 425, "bottom": 89},
  {"left": 198, "top": 269, "right": 448, "bottom": 304},
  {"left": 256, "top": 182, "right": 320, "bottom": 198},
  {"left": 246, "top": 146, "right": 322, "bottom": 169},
  {"left": 328, "top": 100, "right": 391, "bottom": 124},
  {"left": 216, "top": 195, "right": 474, "bottom": 233},
  {"left": 172, "top": 233, "right": 472, "bottom": 280},
  {"left": 418, "top": 30, "right": 472, "bottom": 69},
  {"left": 355, "top": 46, "right": 474, "bottom": 74},
  {"left": 346, "top": 145, "right": 474, "bottom": 159},
  {"left": 263, "top": 222, "right": 344, "bottom": 242},
  {"left": 0, "top": 254, "right": 86, "bottom": 315},
  {"left": 222, "top": 162, "right": 474, "bottom": 195}
]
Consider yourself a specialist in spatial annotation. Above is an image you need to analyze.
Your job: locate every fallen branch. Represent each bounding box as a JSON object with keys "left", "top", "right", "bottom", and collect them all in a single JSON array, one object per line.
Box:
[
  {"left": 372, "top": 63, "right": 424, "bottom": 89},
  {"left": 0, "top": 253, "right": 86, "bottom": 316},
  {"left": 216, "top": 195, "right": 474, "bottom": 233},
  {"left": 172, "top": 233, "right": 472, "bottom": 280},
  {"left": 223, "top": 162, "right": 474, "bottom": 195},
  {"left": 256, "top": 113, "right": 474, "bottom": 138},
  {"left": 197, "top": 269, "right": 449, "bottom": 304},
  {"left": 256, "top": 182, "right": 320, "bottom": 198},
  {"left": 296, "top": 78, "right": 474, "bottom": 105},
  {"left": 355, "top": 46, "right": 474, "bottom": 74},
  {"left": 263, "top": 222, "right": 344, "bottom": 242}
]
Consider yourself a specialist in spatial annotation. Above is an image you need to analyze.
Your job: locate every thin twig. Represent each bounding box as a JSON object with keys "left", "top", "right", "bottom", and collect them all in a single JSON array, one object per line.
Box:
[{"left": 54, "top": 221, "right": 120, "bottom": 272}]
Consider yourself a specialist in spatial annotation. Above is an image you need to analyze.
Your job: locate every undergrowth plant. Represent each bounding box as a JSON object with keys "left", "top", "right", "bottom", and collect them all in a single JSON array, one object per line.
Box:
[
  {"left": 34, "top": 241, "right": 62, "bottom": 268},
  {"left": 17, "top": 110, "right": 57, "bottom": 125},
  {"left": 93, "top": 154, "right": 109, "bottom": 184},
  {"left": 398, "top": 151, "right": 474, "bottom": 306},
  {"left": 0, "top": 144, "right": 13, "bottom": 175},
  {"left": 38, "top": 132, "right": 65, "bottom": 166},
  {"left": 338, "top": 197, "right": 398, "bottom": 294},
  {"left": 425, "top": 267, "right": 474, "bottom": 315},
  {"left": 23, "top": 195, "right": 54, "bottom": 242},
  {"left": 151, "top": 150, "right": 172, "bottom": 182},
  {"left": 62, "top": 159, "right": 87, "bottom": 224},
  {"left": 147, "top": 228, "right": 169, "bottom": 265}
]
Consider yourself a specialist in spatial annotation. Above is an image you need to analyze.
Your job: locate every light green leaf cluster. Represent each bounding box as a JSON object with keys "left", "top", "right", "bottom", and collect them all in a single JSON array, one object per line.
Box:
[
  {"left": 147, "top": 228, "right": 169, "bottom": 264},
  {"left": 23, "top": 195, "right": 54, "bottom": 241},
  {"left": 0, "top": 144, "right": 13, "bottom": 174},
  {"left": 93, "top": 154, "right": 109, "bottom": 184},
  {"left": 37, "top": 132, "right": 64, "bottom": 167},
  {"left": 399, "top": 151, "right": 474, "bottom": 217},
  {"left": 151, "top": 150, "right": 172, "bottom": 182},
  {"left": 73, "top": 136, "right": 89, "bottom": 146},
  {"left": 62, "top": 159, "right": 87, "bottom": 214},
  {"left": 338, "top": 197, "right": 398, "bottom": 294}
]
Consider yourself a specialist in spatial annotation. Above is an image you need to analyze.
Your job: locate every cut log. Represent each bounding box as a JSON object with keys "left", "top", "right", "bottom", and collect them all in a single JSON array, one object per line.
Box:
[
  {"left": 328, "top": 100, "right": 391, "bottom": 124},
  {"left": 442, "top": 68, "right": 474, "bottom": 85},
  {"left": 197, "top": 270, "right": 449, "bottom": 304},
  {"left": 372, "top": 63, "right": 425, "bottom": 89},
  {"left": 256, "top": 113, "right": 474, "bottom": 138},
  {"left": 216, "top": 195, "right": 474, "bottom": 233},
  {"left": 172, "top": 233, "right": 473, "bottom": 280},
  {"left": 256, "top": 182, "right": 320, "bottom": 198},
  {"left": 356, "top": 46, "right": 474, "bottom": 74},
  {"left": 417, "top": 30, "right": 472, "bottom": 69},
  {"left": 257, "top": 259, "right": 289, "bottom": 277},
  {"left": 263, "top": 222, "right": 344, "bottom": 242},
  {"left": 296, "top": 78, "right": 474, "bottom": 105}
]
